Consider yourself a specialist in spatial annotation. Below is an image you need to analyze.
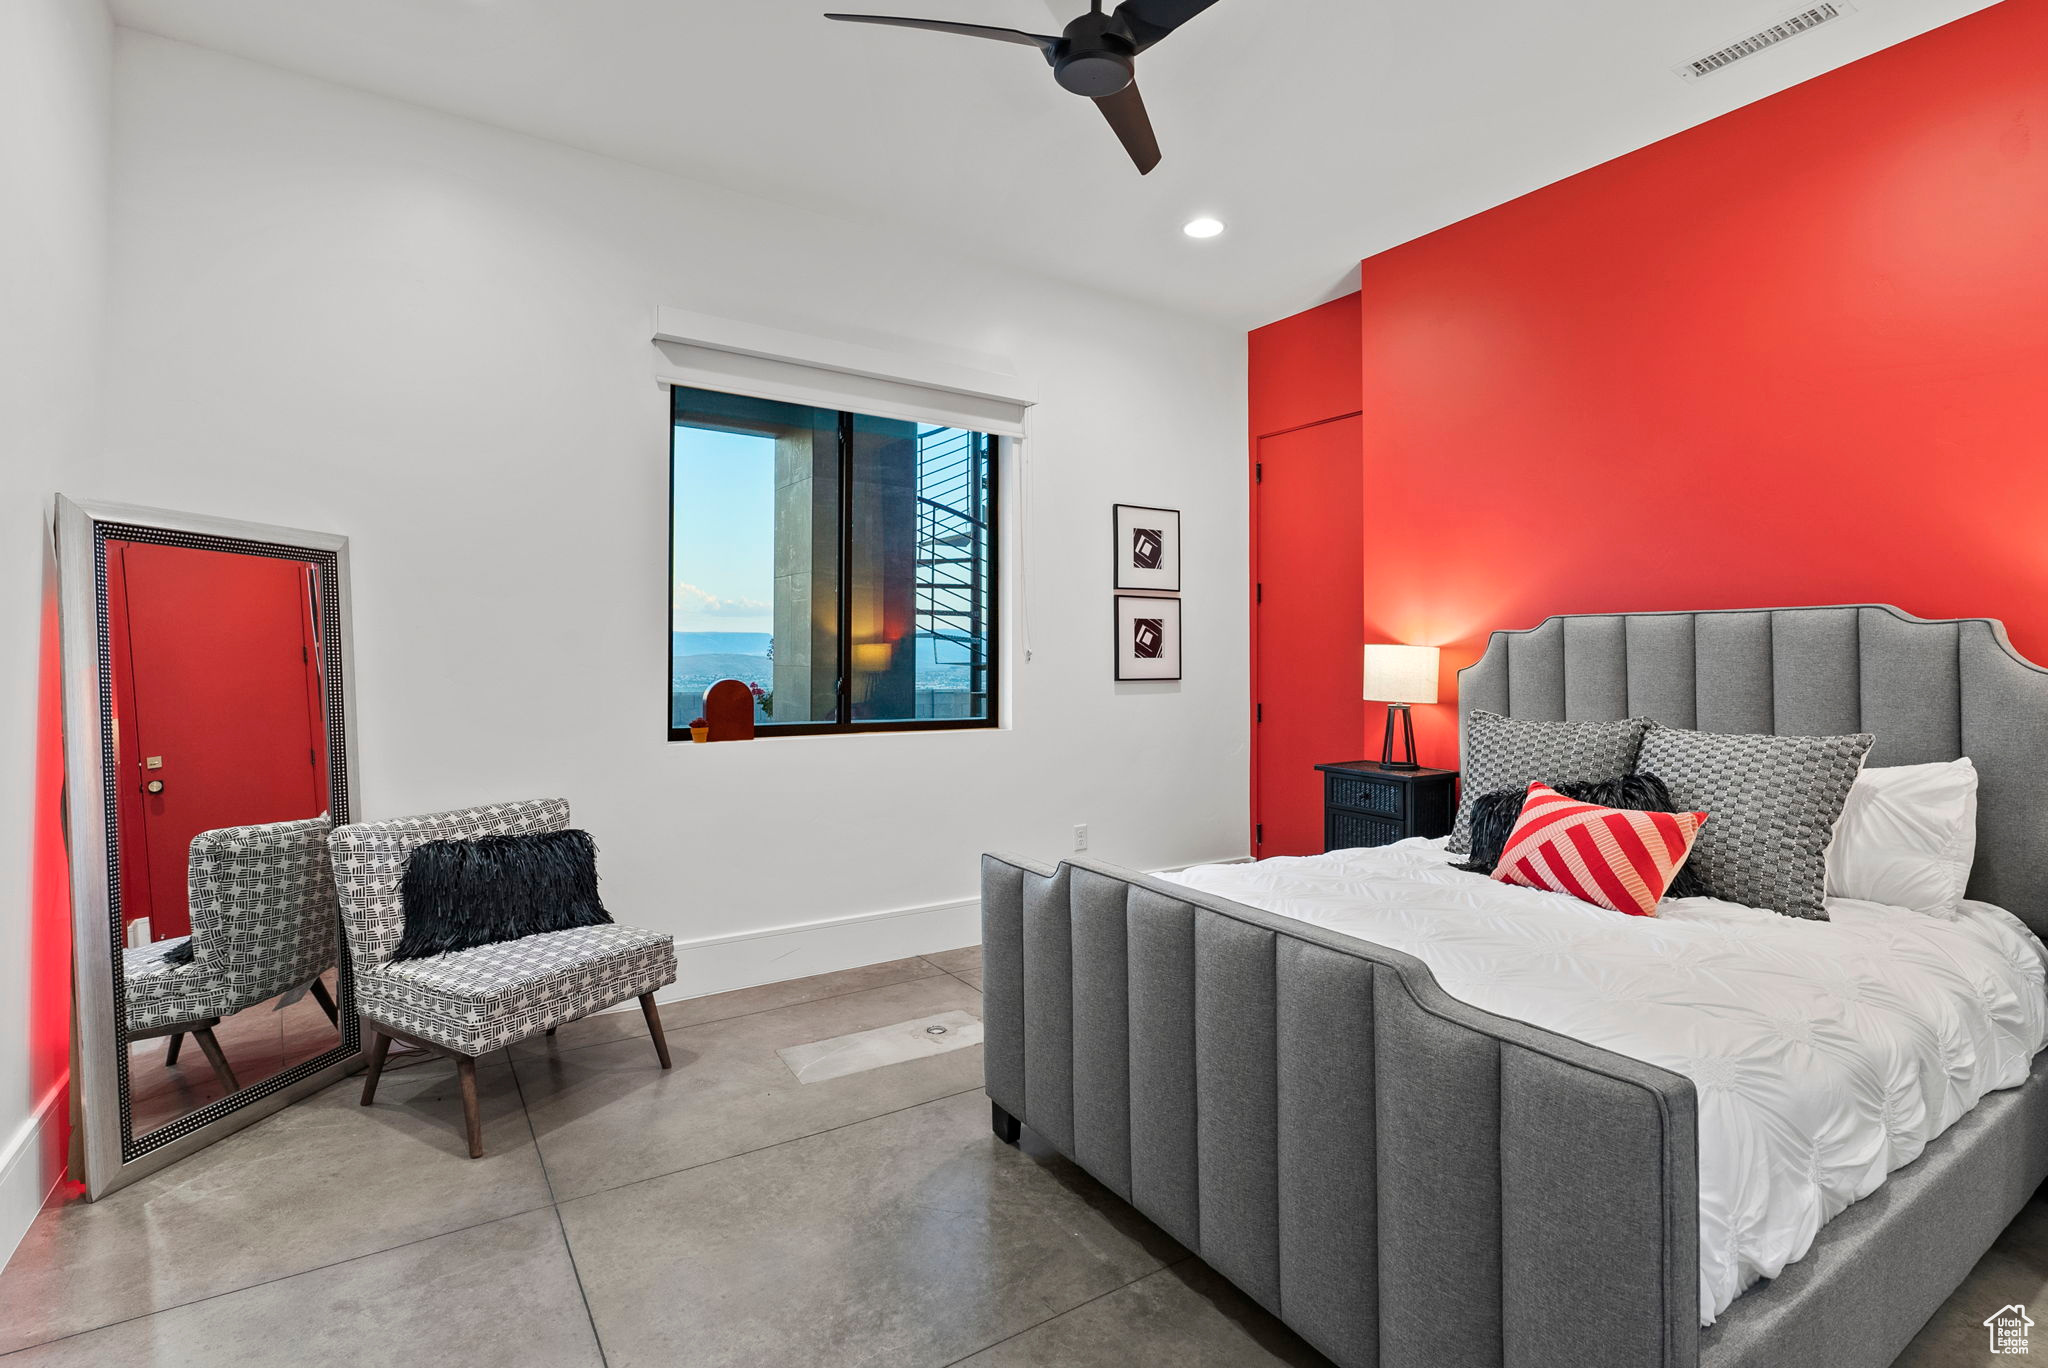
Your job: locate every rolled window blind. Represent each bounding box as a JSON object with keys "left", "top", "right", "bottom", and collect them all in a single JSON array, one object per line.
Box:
[{"left": 652, "top": 308, "right": 1031, "bottom": 438}]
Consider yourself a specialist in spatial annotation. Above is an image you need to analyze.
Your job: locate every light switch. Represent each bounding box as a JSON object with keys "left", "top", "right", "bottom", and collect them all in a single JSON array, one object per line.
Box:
[{"left": 145, "top": 756, "right": 163, "bottom": 769}]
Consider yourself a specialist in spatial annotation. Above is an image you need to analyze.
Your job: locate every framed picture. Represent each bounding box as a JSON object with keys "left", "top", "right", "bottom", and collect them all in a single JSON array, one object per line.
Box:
[
  {"left": 1113, "top": 504, "right": 1180, "bottom": 592},
  {"left": 1115, "top": 595, "right": 1182, "bottom": 681}
]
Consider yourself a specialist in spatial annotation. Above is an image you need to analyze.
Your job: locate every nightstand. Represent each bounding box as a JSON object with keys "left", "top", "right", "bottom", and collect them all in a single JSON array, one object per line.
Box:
[{"left": 1314, "top": 760, "right": 1458, "bottom": 852}]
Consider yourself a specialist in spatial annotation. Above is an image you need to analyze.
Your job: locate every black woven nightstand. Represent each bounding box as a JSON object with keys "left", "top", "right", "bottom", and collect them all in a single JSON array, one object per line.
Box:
[{"left": 1315, "top": 760, "right": 1458, "bottom": 852}]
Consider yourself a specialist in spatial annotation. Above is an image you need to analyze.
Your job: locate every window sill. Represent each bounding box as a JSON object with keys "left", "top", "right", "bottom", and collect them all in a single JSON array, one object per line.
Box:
[{"left": 669, "top": 722, "right": 1004, "bottom": 745}]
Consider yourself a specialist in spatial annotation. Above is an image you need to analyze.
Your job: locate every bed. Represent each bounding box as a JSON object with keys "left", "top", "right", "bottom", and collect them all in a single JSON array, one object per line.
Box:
[{"left": 980, "top": 604, "right": 2048, "bottom": 1368}]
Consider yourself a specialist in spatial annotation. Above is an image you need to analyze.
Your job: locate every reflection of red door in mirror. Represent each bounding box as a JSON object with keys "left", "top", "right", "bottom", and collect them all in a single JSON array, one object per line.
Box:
[{"left": 107, "top": 542, "right": 328, "bottom": 940}]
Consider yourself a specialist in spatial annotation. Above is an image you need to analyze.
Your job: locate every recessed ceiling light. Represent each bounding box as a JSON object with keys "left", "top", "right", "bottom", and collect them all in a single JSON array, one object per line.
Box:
[{"left": 1182, "top": 217, "right": 1225, "bottom": 240}]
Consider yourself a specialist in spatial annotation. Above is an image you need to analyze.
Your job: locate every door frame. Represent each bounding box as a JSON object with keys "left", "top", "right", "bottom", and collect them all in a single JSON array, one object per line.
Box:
[{"left": 103, "top": 543, "right": 155, "bottom": 938}]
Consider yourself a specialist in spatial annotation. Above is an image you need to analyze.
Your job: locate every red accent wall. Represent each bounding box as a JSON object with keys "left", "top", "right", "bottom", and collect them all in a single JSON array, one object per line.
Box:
[
  {"left": 33, "top": 565, "right": 73, "bottom": 1187},
  {"left": 1248, "top": 293, "right": 1364, "bottom": 851},
  {"left": 1255, "top": 0, "right": 2048, "bottom": 778},
  {"left": 1248, "top": 292, "right": 1361, "bottom": 437}
]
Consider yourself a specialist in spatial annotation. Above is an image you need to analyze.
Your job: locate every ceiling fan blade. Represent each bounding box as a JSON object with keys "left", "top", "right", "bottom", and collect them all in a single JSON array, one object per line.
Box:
[
  {"left": 1111, "top": 0, "right": 1223, "bottom": 52},
  {"left": 823, "top": 15, "right": 1058, "bottom": 54},
  {"left": 1094, "top": 81, "right": 1161, "bottom": 175}
]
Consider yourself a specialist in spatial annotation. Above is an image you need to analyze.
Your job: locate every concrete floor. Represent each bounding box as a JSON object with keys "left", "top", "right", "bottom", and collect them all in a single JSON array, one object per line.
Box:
[{"left": 0, "top": 947, "right": 2039, "bottom": 1365}]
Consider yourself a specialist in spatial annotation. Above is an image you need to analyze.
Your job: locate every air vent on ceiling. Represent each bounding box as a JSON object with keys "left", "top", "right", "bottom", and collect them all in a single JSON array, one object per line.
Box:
[{"left": 1679, "top": 3, "right": 1849, "bottom": 79}]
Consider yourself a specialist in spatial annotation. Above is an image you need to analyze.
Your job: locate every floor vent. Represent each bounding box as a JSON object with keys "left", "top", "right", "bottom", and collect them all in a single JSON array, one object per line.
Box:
[{"left": 1680, "top": 4, "right": 1848, "bottom": 78}]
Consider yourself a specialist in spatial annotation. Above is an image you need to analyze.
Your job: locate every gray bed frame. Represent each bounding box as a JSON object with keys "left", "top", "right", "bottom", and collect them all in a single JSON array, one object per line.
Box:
[{"left": 982, "top": 605, "right": 2048, "bottom": 1368}]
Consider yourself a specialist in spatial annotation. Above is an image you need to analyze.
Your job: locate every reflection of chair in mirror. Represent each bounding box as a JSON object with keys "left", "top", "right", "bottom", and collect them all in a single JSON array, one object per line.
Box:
[
  {"left": 330, "top": 798, "right": 677, "bottom": 1158},
  {"left": 124, "top": 816, "right": 341, "bottom": 1100}
]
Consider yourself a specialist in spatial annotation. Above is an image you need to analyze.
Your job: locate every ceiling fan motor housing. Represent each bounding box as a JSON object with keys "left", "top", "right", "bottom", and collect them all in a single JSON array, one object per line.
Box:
[{"left": 1053, "top": 10, "right": 1137, "bottom": 96}]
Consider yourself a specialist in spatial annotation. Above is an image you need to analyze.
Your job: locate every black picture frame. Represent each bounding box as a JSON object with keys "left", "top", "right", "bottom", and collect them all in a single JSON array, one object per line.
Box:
[
  {"left": 1114, "top": 594, "right": 1183, "bottom": 681},
  {"left": 1113, "top": 503, "right": 1181, "bottom": 593}
]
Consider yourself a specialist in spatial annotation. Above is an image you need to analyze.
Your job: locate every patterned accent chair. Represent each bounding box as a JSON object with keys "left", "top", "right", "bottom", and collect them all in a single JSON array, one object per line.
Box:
[
  {"left": 125, "top": 815, "right": 342, "bottom": 1097},
  {"left": 329, "top": 798, "right": 677, "bottom": 1157}
]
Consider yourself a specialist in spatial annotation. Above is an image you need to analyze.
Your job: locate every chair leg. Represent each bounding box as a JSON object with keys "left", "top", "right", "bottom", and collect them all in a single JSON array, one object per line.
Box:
[
  {"left": 359, "top": 1030, "right": 391, "bottom": 1106},
  {"left": 193, "top": 1027, "right": 239, "bottom": 1094},
  {"left": 545, "top": 1027, "right": 556, "bottom": 1037},
  {"left": 457, "top": 1056, "right": 484, "bottom": 1158},
  {"left": 639, "top": 993, "right": 672, "bottom": 1069},
  {"left": 308, "top": 976, "right": 340, "bottom": 1025},
  {"left": 164, "top": 1032, "right": 185, "bottom": 1066}
]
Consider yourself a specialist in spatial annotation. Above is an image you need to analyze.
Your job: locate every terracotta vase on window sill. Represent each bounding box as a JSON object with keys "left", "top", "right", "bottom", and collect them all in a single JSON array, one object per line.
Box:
[
  {"left": 689, "top": 718, "right": 709, "bottom": 744},
  {"left": 702, "top": 679, "right": 758, "bottom": 741}
]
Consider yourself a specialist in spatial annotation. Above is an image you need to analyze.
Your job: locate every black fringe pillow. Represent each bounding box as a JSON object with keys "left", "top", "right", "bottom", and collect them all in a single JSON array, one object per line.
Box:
[
  {"left": 1453, "top": 773, "right": 1711, "bottom": 902},
  {"left": 392, "top": 829, "right": 612, "bottom": 961}
]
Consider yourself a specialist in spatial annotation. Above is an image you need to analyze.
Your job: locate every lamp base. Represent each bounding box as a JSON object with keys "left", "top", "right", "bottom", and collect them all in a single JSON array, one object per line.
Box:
[{"left": 1379, "top": 703, "right": 1420, "bottom": 771}]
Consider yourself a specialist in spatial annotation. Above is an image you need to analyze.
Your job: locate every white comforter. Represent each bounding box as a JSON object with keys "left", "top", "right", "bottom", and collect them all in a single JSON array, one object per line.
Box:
[{"left": 1166, "top": 839, "right": 2048, "bottom": 1325}]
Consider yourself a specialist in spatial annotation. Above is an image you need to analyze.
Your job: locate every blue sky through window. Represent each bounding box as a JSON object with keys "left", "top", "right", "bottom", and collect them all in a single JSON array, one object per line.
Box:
[{"left": 671, "top": 425, "right": 775, "bottom": 636}]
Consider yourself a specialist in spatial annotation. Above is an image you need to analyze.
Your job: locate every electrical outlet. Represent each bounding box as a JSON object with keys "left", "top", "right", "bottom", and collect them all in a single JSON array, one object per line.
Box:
[{"left": 1073, "top": 823, "right": 1089, "bottom": 852}]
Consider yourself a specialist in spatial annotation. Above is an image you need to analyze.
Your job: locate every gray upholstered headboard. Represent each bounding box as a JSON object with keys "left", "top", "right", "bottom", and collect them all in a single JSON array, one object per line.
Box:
[{"left": 1457, "top": 605, "right": 2048, "bottom": 937}]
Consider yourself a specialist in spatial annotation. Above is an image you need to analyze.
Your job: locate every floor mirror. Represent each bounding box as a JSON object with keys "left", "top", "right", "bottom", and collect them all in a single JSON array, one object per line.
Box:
[{"left": 54, "top": 496, "right": 363, "bottom": 1199}]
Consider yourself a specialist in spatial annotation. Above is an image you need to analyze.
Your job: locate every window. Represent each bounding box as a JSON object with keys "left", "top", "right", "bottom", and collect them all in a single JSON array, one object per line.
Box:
[{"left": 670, "top": 387, "right": 998, "bottom": 737}]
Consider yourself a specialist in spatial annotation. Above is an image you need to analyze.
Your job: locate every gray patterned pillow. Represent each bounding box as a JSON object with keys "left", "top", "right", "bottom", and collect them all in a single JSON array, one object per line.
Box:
[
  {"left": 1451, "top": 711, "right": 1654, "bottom": 853},
  {"left": 1635, "top": 725, "right": 1873, "bottom": 920}
]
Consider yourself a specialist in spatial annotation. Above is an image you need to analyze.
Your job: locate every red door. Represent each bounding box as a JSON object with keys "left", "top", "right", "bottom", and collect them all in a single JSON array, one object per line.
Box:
[
  {"left": 109, "top": 542, "right": 328, "bottom": 939},
  {"left": 1252, "top": 416, "right": 1365, "bottom": 857}
]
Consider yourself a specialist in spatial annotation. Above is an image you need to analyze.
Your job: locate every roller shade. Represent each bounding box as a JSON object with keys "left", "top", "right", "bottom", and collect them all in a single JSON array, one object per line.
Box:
[{"left": 652, "top": 307, "right": 1032, "bottom": 438}]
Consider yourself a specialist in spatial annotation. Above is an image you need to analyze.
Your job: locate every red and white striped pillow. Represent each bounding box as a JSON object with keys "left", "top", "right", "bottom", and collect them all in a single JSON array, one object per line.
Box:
[{"left": 1491, "top": 781, "right": 1708, "bottom": 918}]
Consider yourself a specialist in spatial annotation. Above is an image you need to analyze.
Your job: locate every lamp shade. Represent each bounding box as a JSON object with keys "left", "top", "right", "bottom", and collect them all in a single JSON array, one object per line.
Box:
[{"left": 1363, "top": 644, "right": 1440, "bottom": 704}]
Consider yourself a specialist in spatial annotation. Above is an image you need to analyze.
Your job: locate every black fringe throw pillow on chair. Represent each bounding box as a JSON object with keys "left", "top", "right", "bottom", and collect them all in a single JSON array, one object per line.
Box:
[
  {"left": 1454, "top": 773, "right": 1711, "bottom": 902},
  {"left": 393, "top": 829, "right": 613, "bottom": 960}
]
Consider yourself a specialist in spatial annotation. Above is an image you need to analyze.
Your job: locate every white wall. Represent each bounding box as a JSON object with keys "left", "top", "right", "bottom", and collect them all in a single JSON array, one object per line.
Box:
[
  {"left": 0, "top": 0, "right": 109, "bottom": 1265},
  {"left": 102, "top": 33, "right": 1249, "bottom": 993}
]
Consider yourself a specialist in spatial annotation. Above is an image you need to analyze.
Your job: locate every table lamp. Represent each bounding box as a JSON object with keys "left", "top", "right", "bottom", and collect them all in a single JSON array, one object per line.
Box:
[{"left": 1363, "top": 644, "right": 1439, "bottom": 771}]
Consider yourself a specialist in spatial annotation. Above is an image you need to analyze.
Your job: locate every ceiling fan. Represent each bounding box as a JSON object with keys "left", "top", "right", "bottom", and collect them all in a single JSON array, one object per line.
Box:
[{"left": 823, "top": 0, "right": 1223, "bottom": 175}]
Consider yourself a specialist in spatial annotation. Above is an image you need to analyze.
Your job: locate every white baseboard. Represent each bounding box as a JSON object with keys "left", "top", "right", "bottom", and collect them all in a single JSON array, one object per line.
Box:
[
  {"left": 0, "top": 1078, "right": 68, "bottom": 1273},
  {"left": 650, "top": 851, "right": 1251, "bottom": 1006},
  {"left": 668, "top": 894, "right": 983, "bottom": 1001}
]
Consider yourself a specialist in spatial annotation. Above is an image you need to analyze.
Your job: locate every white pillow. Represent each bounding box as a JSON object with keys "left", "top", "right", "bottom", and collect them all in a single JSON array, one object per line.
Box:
[{"left": 1824, "top": 758, "right": 1979, "bottom": 917}]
